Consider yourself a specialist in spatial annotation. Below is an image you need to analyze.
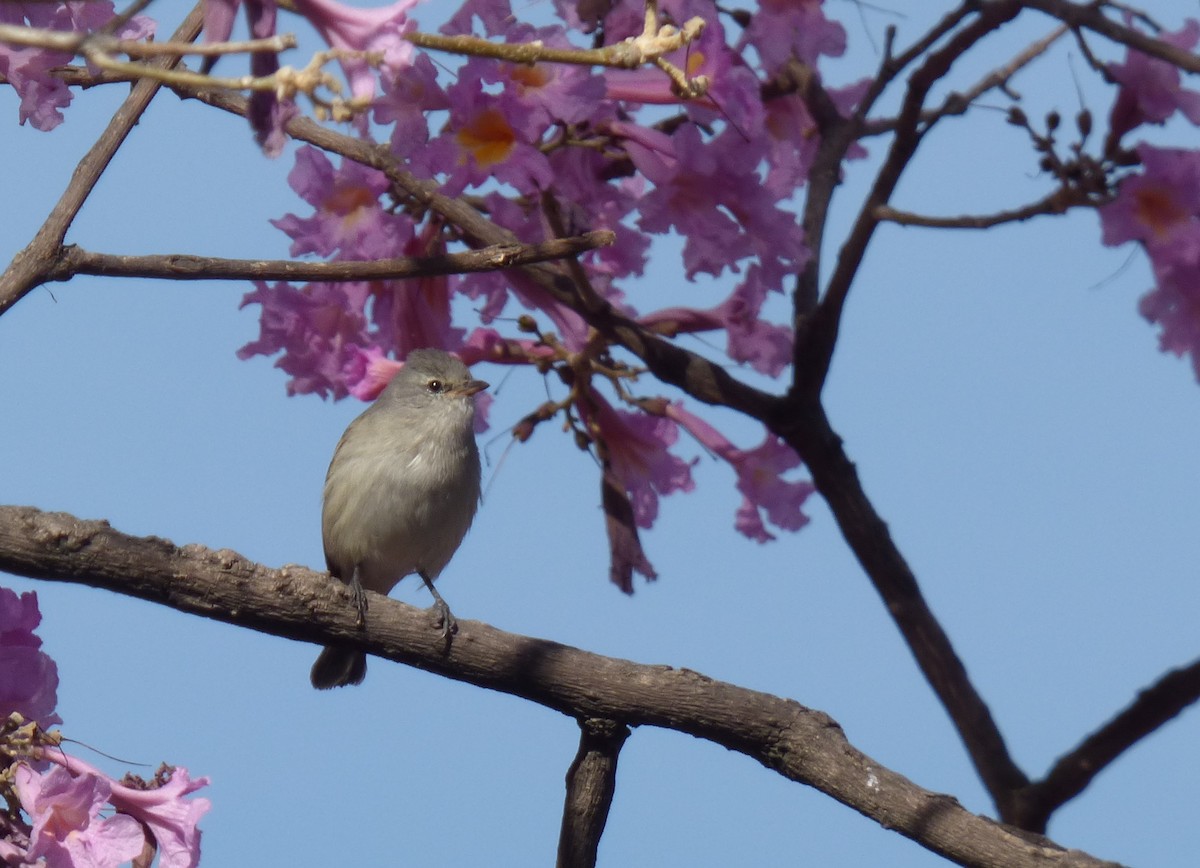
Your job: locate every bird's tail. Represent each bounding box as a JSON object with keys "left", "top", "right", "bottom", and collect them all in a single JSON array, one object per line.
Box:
[{"left": 310, "top": 646, "right": 367, "bottom": 689}]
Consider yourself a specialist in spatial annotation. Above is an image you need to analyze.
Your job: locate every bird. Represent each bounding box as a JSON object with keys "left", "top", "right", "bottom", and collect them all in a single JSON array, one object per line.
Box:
[{"left": 310, "top": 348, "right": 488, "bottom": 689}]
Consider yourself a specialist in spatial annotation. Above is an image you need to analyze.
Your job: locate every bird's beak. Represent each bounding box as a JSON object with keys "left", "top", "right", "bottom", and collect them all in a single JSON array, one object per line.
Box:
[{"left": 455, "top": 379, "right": 489, "bottom": 398}]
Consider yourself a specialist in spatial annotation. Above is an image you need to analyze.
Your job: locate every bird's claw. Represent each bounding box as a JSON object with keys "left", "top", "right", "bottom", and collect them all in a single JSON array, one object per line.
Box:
[
  {"left": 352, "top": 579, "right": 368, "bottom": 628},
  {"left": 432, "top": 599, "right": 458, "bottom": 647}
]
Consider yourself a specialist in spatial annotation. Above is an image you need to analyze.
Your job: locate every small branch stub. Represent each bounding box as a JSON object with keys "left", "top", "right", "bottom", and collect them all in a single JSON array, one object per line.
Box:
[{"left": 557, "top": 718, "right": 630, "bottom": 868}]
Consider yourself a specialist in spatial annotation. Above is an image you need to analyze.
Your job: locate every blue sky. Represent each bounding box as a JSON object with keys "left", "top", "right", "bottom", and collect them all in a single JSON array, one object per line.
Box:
[{"left": 2, "top": 2, "right": 1198, "bottom": 865}]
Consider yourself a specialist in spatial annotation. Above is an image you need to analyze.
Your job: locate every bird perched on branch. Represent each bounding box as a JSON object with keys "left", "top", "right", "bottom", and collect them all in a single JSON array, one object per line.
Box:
[{"left": 311, "top": 349, "right": 488, "bottom": 689}]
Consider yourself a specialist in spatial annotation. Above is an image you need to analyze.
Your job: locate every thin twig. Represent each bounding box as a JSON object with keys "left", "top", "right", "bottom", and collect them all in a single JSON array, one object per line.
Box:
[
  {"left": 0, "top": 4, "right": 207, "bottom": 317},
  {"left": 792, "top": 1, "right": 1024, "bottom": 395},
  {"left": 1023, "top": 0, "right": 1200, "bottom": 73},
  {"left": 0, "top": 24, "right": 294, "bottom": 58},
  {"left": 44, "top": 233, "right": 615, "bottom": 284},
  {"left": 0, "top": 20, "right": 366, "bottom": 121},
  {"left": 863, "top": 23, "right": 1070, "bottom": 136},
  {"left": 874, "top": 186, "right": 1094, "bottom": 229},
  {"left": 406, "top": 10, "right": 708, "bottom": 97}
]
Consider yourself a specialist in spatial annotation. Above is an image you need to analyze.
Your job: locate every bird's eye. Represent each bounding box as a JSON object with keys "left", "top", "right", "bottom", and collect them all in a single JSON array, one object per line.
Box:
[{"left": 426, "top": 379, "right": 445, "bottom": 393}]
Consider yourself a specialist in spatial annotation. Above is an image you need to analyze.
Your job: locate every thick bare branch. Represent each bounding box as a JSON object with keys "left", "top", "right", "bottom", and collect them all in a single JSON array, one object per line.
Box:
[
  {"left": 776, "top": 402, "right": 1031, "bottom": 824},
  {"left": 0, "top": 504, "right": 1121, "bottom": 868},
  {"left": 557, "top": 718, "right": 629, "bottom": 868}
]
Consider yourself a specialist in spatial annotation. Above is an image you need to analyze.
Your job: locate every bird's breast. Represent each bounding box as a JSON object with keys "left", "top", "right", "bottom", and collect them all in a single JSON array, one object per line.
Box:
[{"left": 322, "top": 425, "right": 481, "bottom": 594}]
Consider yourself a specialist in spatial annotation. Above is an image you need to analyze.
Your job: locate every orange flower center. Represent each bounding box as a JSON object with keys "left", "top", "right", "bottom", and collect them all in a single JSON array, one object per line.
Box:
[
  {"left": 456, "top": 108, "right": 517, "bottom": 167},
  {"left": 1134, "top": 185, "right": 1189, "bottom": 239},
  {"left": 324, "top": 183, "right": 375, "bottom": 216},
  {"left": 510, "top": 65, "right": 550, "bottom": 91}
]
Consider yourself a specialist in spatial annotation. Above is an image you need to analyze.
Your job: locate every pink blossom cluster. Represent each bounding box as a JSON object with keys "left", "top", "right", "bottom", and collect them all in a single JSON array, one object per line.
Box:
[
  {"left": 0, "top": 588, "right": 59, "bottom": 731},
  {"left": 1100, "top": 18, "right": 1200, "bottom": 381},
  {"left": 230, "top": 0, "right": 841, "bottom": 580},
  {"left": 0, "top": 1, "right": 154, "bottom": 131},
  {"left": 17, "top": 1, "right": 1200, "bottom": 584},
  {"left": 0, "top": 588, "right": 210, "bottom": 868}
]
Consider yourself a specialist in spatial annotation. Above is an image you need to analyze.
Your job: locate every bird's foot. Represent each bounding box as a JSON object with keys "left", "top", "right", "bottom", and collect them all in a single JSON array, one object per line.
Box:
[
  {"left": 351, "top": 576, "right": 368, "bottom": 628},
  {"left": 431, "top": 598, "right": 458, "bottom": 649}
]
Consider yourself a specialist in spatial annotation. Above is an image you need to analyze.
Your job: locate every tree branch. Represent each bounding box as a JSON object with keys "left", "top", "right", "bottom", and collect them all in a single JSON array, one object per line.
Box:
[
  {"left": 1016, "top": 656, "right": 1200, "bottom": 832},
  {"left": 557, "top": 718, "right": 629, "bottom": 868},
  {"left": 874, "top": 186, "right": 1093, "bottom": 229},
  {"left": 1023, "top": 0, "right": 1200, "bottom": 74},
  {"left": 792, "top": 0, "right": 1024, "bottom": 398},
  {"left": 861, "top": 23, "right": 1070, "bottom": 138},
  {"left": 778, "top": 402, "right": 1032, "bottom": 823},
  {"left": 0, "top": 504, "right": 1122, "bottom": 868},
  {"left": 44, "top": 233, "right": 615, "bottom": 284},
  {"left": 165, "top": 47, "right": 1031, "bottom": 830},
  {"left": 177, "top": 85, "right": 781, "bottom": 421},
  {"left": 0, "top": 4, "right": 205, "bottom": 317},
  {"left": 790, "top": 1, "right": 986, "bottom": 337}
]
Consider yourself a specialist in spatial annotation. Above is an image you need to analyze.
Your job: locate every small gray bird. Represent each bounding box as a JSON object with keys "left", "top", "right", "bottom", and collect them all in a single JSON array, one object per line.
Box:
[{"left": 310, "top": 349, "right": 488, "bottom": 690}]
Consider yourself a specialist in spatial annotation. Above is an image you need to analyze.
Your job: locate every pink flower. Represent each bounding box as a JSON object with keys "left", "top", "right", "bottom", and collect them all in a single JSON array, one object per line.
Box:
[
  {"left": 484, "top": 24, "right": 606, "bottom": 128},
  {"left": 205, "top": 0, "right": 418, "bottom": 144},
  {"left": 15, "top": 764, "right": 145, "bottom": 868},
  {"left": 28, "top": 750, "right": 211, "bottom": 868},
  {"left": 107, "top": 766, "right": 211, "bottom": 868},
  {"left": 271, "top": 146, "right": 414, "bottom": 261},
  {"left": 454, "top": 195, "right": 593, "bottom": 349},
  {"left": 372, "top": 273, "right": 465, "bottom": 357},
  {"left": 576, "top": 391, "right": 696, "bottom": 530},
  {"left": 1107, "top": 17, "right": 1200, "bottom": 146},
  {"left": 604, "top": 4, "right": 763, "bottom": 134},
  {"left": 0, "top": 2, "right": 155, "bottom": 130},
  {"left": 374, "top": 53, "right": 448, "bottom": 155},
  {"left": 619, "top": 123, "right": 809, "bottom": 294},
  {"left": 0, "top": 588, "right": 59, "bottom": 730},
  {"left": 202, "top": 0, "right": 296, "bottom": 154},
  {"left": 237, "top": 281, "right": 372, "bottom": 399},
  {"left": 545, "top": 146, "right": 649, "bottom": 284},
  {"left": 342, "top": 345, "right": 401, "bottom": 400},
  {"left": 458, "top": 328, "right": 555, "bottom": 367},
  {"left": 719, "top": 275, "right": 795, "bottom": 377},
  {"left": 762, "top": 94, "right": 821, "bottom": 198},
  {"left": 730, "top": 435, "right": 814, "bottom": 542},
  {"left": 1138, "top": 274, "right": 1200, "bottom": 380},
  {"left": 667, "top": 405, "right": 813, "bottom": 542},
  {"left": 291, "top": 0, "right": 420, "bottom": 101},
  {"left": 414, "top": 72, "right": 554, "bottom": 196},
  {"left": 340, "top": 345, "right": 493, "bottom": 429},
  {"left": 739, "top": 0, "right": 846, "bottom": 73},
  {"left": 1100, "top": 145, "right": 1200, "bottom": 251},
  {"left": 365, "top": 222, "right": 470, "bottom": 360},
  {"left": 1134, "top": 222, "right": 1200, "bottom": 381},
  {"left": 441, "top": 0, "right": 516, "bottom": 38},
  {"left": 638, "top": 277, "right": 794, "bottom": 378},
  {"left": 1099, "top": 145, "right": 1200, "bottom": 380},
  {"left": 602, "top": 468, "right": 658, "bottom": 593}
]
